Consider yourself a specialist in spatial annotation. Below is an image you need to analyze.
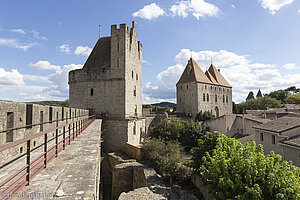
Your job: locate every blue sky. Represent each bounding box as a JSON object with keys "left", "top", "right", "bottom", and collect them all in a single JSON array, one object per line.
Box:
[{"left": 0, "top": 0, "right": 300, "bottom": 103}]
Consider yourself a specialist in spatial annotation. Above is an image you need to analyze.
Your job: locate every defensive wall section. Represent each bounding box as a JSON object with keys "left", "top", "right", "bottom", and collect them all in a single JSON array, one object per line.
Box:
[{"left": 0, "top": 100, "right": 89, "bottom": 167}]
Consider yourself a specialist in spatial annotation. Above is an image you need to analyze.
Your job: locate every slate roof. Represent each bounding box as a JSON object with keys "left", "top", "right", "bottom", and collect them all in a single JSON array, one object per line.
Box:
[
  {"left": 237, "top": 133, "right": 256, "bottom": 144},
  {"left": 176, "top": 58, "right": 232, "bottom": 88},
  {"left": 83, "top": 37, "right": 111, "bottom": 69},
  {"left": 280, "top": 135, "right": 300, "bottom": 148},
  {"left": 246, "top": 92, "right": 255, "bottom": 101},
  {"left": 253, "top": 117, "right": 300, "bottom": 134}
]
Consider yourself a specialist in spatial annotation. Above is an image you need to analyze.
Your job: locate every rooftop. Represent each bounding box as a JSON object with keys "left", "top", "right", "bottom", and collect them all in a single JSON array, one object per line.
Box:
[
  {"left": 253, "top": 117, "right": 300, "bottom": 134},
  {"left": 237, "top": 133, "right": 255, "bottom": 144},
  {"left": 176, "top": 58, "right": 231, "bottom": 87}
]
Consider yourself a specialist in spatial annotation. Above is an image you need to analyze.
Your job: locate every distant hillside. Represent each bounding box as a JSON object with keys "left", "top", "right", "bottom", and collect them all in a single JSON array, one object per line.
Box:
[
  {"left": 151, "top": 102, "right": 176, "bottom": 108},
  {"left": 25, "top": 101, "right": 63, "bottom": 106}
]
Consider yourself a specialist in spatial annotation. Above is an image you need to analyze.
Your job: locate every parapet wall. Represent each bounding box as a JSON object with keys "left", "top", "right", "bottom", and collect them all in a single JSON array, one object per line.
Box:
[{"left": 0, "top": 100, "right": 89, "bottom": 166}]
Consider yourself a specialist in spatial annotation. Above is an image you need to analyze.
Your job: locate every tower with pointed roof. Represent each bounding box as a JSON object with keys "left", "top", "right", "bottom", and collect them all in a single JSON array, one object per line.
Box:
[
  {"left": 176, "top": 58, "right": 232, "bottom": 117},
  {"left": 68, "top": 22, "right": 145, "bottom": 153}
]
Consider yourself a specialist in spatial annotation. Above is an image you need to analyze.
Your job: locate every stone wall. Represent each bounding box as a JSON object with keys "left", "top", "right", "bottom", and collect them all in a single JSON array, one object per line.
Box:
[
  {"left": 0, "top": 100, "right": 88, "bottom": 167},
  {"left": 177, "top": 81, "right": 232, "bottom": 117}
]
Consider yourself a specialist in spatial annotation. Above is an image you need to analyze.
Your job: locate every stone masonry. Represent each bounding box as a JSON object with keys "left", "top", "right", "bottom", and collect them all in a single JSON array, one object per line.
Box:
[
  {"left": 69, "top": 21, "right": 146, "bottom": 153},
  {"left": 176, "top": 58, "right": 232, "bottom": 118}
]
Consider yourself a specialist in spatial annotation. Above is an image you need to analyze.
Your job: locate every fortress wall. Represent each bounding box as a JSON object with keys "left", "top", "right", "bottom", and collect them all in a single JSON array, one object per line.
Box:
[{"left": 0, "top": 100, "right": 88, "bottom": 167}]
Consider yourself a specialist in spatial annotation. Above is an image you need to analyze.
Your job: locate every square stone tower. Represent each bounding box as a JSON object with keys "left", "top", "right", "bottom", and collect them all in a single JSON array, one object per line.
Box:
[
  {"left": 176, "top": 58, "right": 232, "bottom": 118},
  {"left": 69, "top": 21, "right": 145, "bottom": 153}
]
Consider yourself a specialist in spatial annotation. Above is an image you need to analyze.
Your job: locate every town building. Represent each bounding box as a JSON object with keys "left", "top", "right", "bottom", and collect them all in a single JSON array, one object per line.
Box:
[{"left": 176, "top": 58, "right": 232, "bottom": 118}]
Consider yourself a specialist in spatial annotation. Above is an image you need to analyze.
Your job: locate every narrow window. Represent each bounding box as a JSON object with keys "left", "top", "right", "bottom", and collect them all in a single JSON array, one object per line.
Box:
[
  {"left": 136, "top": 73, "right": 138, "bottom": 80},
  {"left": 33, "top": 141, "right": 36, "bottom": 147},
  {"left": 134, "top": 86, "right": 136, "bottom": 96},
  {"left": 203, "top": 93, "right": 205, "bottom": 101},
  {"left": 180, "top": 97, "right": 181, "bottom": 102},
  {"left": 181, "top": 86, "right": 182, "bottom": 90},
  {"left": 40, "top": 111, "right": 43, "bottom": 132},
  {"left": 226, "top": 96, "right": 228, "bottom": 103},
  {"left": 90, "top": 88, "right": 94, "bottom": 96},
  {"left": 26, "top": 104, "right": 33, "bottom": 129},
  {"left": 61, "top": 107, "right": 64, "bottom": 121},
  {"left": 133, "top": 122, "right": 136, "bottom": 135},
  {"left": 207, "top": 94, "right": 209, "bottom": 102},
  {"left": 260, "top": 133, "right": 264, "bottom": 141},
  {"left": 205, "top": 85, "right": 207, "bottom": 90},
  {"left": 215, "top": 94, "right": 217, "bottom": 102},
  {"left": 49, "top": 107, "right": 53, "bottom": 124},
  {"left": 223, "top": 95, "right": 225, "bottom": 103},
  {"left": 211, "top": 86, "right": 212, "bottom": 90},
  {"left": 6, "top": 112, "right": 14, "bottom": 143},
  {"left": 187, "top": 85, "right": 189, "bottom": 89},
  {"left": 20, "top": 147, "right": 23, "bottom": 153},
  {"left": 135, "top": 105, "right": 137, "bottom": 116},
  {"left": 117, "top": 42, "right": 120, "bottom": 52},
  {"left": 132, "top": 71, "right": 134, "bottom": 78},
  {"left": 117, "top": 58, "right": 119, "bottom": 67},
  {"left": 56, "top": 112, "right": 59, "bottom": 127},
  {"left": 272, "top": 135, "right": 276, "bottom": 145}
]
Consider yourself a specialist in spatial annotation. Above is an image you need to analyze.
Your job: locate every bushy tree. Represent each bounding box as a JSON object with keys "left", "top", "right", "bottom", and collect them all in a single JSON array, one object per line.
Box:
[
  {"left": 150, "top": 118, "right": 205, "bottom": 150},
  {"left": 239, "top": 96, "right": 281, "bottom": 112},
  {"left": 191, "top": 132, "right": 300, "bottom": 199},
  {"left": 195, "top": 110, "right": 215, "bottom": 121},
  {"left": 286, "top": 93, "right": 300, "bottom": 104},
  {"left": 142, "top": 138, "right": 191, "bottom": 184},
  {"left": 265, "top": 90, "right": 289, "bottom": 102},
  {"left": 61, "top": 99, "right": 69, "bottom": 107}
]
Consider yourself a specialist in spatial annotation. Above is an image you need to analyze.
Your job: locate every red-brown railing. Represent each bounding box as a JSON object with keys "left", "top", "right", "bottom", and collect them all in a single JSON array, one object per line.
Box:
[{"left": 0, "top": 115, "right": 96, "bottom": 200}]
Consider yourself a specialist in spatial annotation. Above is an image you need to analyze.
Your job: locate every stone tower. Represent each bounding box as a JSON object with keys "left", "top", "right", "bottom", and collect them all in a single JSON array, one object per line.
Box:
[
  {"left": 69, "top": 21, "right": 145, "bottom": 153},
  {"left": 176, "top": 58, "right": 232, "bottom": 118}
]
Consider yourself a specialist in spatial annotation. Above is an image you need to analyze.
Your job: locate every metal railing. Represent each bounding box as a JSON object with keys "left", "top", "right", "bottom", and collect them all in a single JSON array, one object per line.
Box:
[{"left": 0, "top": 115, "right": 96, "bottom": 200}]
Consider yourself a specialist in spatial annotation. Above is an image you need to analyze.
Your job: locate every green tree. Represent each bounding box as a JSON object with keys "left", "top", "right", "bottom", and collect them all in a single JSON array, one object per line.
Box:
[
  {"left": 287, "top": 86, "right": 297, "bottom": 95},
  {"left": 232, "top": 102, "right": 238, "bottom": 114},
  {"left": 286, "top": 93, "right": 300, "bottom": 104},
  {"left": 239, "top": 96, "right": 281, "bottom": 112},
  {"left": 266, "top": 89, "right": 289, "bottom": 102},
  {"left": 191, "top": 132, "right": 300, "bottom": 199},
  {"left": 195, "top": 110, "right": 215, "bottom": 122},
  {"left": 61, "top": 99, "right": 69, "bottom": 107}
]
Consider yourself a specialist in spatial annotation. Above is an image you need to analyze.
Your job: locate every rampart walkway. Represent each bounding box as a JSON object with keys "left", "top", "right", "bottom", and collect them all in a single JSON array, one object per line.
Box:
[{"left": 11, "top": 119, "right": 102, "bottom": 200}]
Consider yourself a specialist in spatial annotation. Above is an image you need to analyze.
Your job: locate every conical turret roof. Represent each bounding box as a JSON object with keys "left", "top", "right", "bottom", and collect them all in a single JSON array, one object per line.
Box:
[{"left": 256, "top": 89, "right": 263, "bottom": 98}]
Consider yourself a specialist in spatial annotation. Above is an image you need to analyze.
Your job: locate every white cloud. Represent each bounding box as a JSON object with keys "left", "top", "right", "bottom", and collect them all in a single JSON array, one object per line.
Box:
[
  {"left": 170, "top": 0, "right": 221, "bottom": 19},
  {"left": 298, "top": 9, "right": 300, "bottom": 13},
  {"left": 231, "top": 4, "right": 235, "bottom": 9},
  {"left": 0, "top": 37, "right": 34, "bottom": 51},
  {"left": 24, "top": 94, "right": 49, "bottom": 101},
  {"left": 10, "top": 29, "right": 26, "bottom": 34},
  {"left": 23, "top": 74, "right": 50, "bottom": 83},
  {"left": 283, "top": 63, "right": 297, "bottom": 69},
  {"left": 60, "top": 44, "right": 71, "bottom": 54},
  {"left": 45, "top": 64, "right": 83, "bottom": 97},
  {"left": 31, "top": 30, "right": 47, "bottom": 40},
  {"left": 0, "top": 68, "right": 24, "bottom": 86},
  {"left": 143, "top": 49, "right": 300, "bottom": 103},
  {"left": 133, "top": 3, "right": 165, "bottom": 20},
  {"left": 29, "top": 60, "right": 60, "bottom": 71},
  {"left": 74, "top": 46, "right": 92, "bottom": 56},
  {"left": 260, "top": 0, "right": 294, "bottom": 15}
]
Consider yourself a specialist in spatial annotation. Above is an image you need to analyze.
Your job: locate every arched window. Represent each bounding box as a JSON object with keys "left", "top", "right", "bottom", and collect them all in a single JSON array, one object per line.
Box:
[
  {"left": 186, "top": 85, "right": 189, "bottom": 89},
  {"left": 132, "top": 71, "right": 134, "bottom": 78},
  {"left": 215, "top": 94, "right": 217, "bottom": 102},
  {"left": 207, "top": 93, "right": 209, "bottom": 102},
  {"left": 203, "top": 93, "right": 205, "bottom": 101},
  {"left": 226, "top": 96, "right": 228, "bottom": 103},
  {"left": 90, "top": 88, "right": 94, "bottom": 96}
]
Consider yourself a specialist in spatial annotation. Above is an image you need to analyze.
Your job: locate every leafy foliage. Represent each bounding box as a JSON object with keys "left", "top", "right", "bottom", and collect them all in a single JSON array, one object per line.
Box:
[
  {"left": 238, "top": 96, "right": 281, "bottom": 112},
  {"left": 265, "top": 89, "right": 290, "bottom": 102},
  {"left": 286, "top": 93, "right": 300, "bottom": 104},
  {"left": 191, "top": 132, "right": 300, "bottom": 199},
  {"left": 150, "top": 118, "right": 206, "bottom": 150},
  {"left": 195, "top": 110, "right": 215, "bottom": 121},
  {"left": 61, "top": 98, "right": 69, "bottom": 107},
  {"left": 142, "top": 138, "right": 191, "bottom": 184}
]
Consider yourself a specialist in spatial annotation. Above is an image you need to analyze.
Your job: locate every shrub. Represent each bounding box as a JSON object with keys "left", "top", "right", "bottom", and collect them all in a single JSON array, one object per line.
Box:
[
  {"left": 142, "top": 138, "right": 191, "bottom": 184},
  {"left": 195, "top": 110, "right": 215, "bottom": 121},
  {"left": 150, "top": 118, "right": 205, "bottom": 150}
]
